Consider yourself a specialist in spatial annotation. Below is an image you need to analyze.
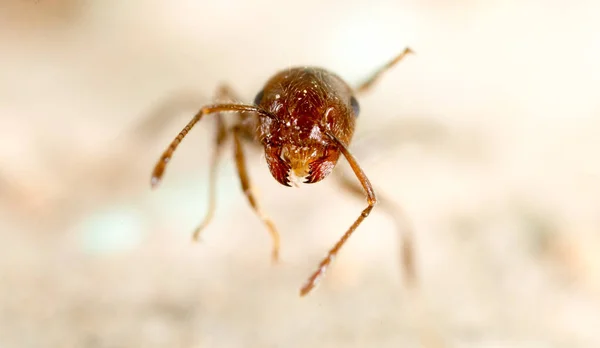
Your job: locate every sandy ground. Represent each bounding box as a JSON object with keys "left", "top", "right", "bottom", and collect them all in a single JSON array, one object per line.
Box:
[{"left": 0, "top": 0, "right": 599, "bottom": 347}]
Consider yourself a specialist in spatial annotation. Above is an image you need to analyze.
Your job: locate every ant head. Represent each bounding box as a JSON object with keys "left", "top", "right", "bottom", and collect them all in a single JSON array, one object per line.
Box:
[{"left": 254, "top": 67, "right": 359, "bottom": 187}]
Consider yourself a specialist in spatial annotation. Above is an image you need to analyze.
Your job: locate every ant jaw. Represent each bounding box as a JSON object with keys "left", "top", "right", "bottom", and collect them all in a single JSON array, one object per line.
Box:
[
  {"left": 304, "top": 146, "right": 339, "bottom": 184},
  {"left": 265, "top": 146, "right": 292, "bottom": 187},
  {"left": 265, "top": 144, "right": 338, "bottom": 187},
  {"left": 305, "top": 159, "right": 335, "bottom": 184},
  {"left": 288, "top": 158, "right": 312, "bottom": 187},
  {"left": 287, "top": 171, "right": 304, "bottom": 188}
]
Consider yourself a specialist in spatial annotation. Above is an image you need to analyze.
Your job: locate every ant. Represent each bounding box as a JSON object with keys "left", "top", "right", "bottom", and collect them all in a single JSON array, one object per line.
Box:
[{"left": 150, "top": 47, "right": 414, "bottom": 296}]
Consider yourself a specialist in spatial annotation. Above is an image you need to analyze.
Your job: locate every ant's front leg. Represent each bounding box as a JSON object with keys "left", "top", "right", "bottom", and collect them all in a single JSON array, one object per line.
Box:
[
  {"left": 231, "top": 124, "right": 281, "bottom": 263},
  {"left": 204, "top": 85, "right": 281, "bottom": 262}
]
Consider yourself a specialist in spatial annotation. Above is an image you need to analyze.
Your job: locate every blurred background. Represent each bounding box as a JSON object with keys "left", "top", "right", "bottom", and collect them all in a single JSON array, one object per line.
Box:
[{"left": 1, "top": 0, "right": 599, "bottom": 347}]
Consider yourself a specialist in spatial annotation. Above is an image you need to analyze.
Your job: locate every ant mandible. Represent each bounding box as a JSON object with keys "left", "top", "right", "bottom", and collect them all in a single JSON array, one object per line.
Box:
[{"left": 150, "top": 47, "right": 414, "bottom": 296}]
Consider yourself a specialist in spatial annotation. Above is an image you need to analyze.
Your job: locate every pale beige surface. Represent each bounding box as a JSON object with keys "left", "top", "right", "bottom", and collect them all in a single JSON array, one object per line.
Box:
[{"left": 1, "top": 1, "right": 599, "bottom": 347}]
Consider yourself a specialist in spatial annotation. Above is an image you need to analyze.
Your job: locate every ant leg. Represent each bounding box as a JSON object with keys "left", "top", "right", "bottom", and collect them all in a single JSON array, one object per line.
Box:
[
  {"left": 355, "top": 47, "right": 414, "bottom": 95},
  {"left": 333, "top": 169, "right": 417, "bottom": 287},
  {"left": 231, "top": 125, "right": 281, "bottom": 263},
  {"left": 192, "top": 84, "right": 242, "bottom": 241},
  {"left": 300, "top": 134, "right": 376, "bottom": 296},
  {"left": 191, "top": 112, "right": 227, "bottom": 241}
]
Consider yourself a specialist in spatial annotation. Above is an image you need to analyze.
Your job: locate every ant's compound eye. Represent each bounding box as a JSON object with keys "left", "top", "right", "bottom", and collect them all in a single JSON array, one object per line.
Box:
[
  {"left": 254, "top": 89, "right": 265, "bottom": 105},
  {"left": 350, "top": 96, "right": 360, "bottom": 117}
]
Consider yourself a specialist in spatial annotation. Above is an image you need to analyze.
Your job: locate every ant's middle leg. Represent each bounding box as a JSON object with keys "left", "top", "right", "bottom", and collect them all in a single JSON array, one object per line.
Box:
[
  {"left": 332, "top": 169, "right": 417, "bottom": 287},
  {"left": 191, "top": 112, "right": 227, "bottom": 240},
  {"left": 192, "top": 84, "right": 242, "bottom": 240}
]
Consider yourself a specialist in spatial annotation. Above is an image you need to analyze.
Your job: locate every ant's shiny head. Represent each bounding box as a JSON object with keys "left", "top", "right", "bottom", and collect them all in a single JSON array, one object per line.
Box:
[{"left": 254, "top": 67, "right": 359, "bottom": 187}]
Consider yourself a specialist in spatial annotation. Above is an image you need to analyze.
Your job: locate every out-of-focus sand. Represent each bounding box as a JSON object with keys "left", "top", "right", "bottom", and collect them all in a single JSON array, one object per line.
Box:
[{"left": 1, "top": 1, "right": 599, "bottom": 347}]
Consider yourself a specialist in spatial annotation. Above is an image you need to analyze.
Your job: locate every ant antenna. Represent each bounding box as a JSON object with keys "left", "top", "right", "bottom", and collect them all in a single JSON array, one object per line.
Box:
[{"left": 150, "top": 104, "right": 274, "bottom": 187}]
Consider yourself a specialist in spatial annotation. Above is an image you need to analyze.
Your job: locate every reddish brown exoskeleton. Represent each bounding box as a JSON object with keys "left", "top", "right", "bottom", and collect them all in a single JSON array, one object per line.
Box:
[{"left": 150, "top": 47, "right": 414, "bottom": 296}]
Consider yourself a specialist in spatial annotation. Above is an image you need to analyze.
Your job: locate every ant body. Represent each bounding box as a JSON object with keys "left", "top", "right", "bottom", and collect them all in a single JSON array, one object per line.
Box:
[{"left": 151, "top": 47, "right": 414, "bottom": 296}]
